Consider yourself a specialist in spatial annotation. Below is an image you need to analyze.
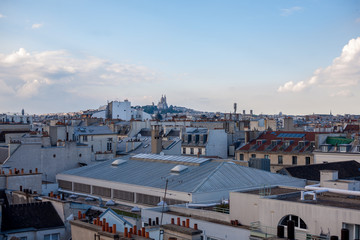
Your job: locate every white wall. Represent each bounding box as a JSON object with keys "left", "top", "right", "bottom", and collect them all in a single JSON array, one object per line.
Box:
[
  {"left": 4, "top": 141, "right": 91, "bottom": 182},
  {"left": 314, "top": 151, "right": 360, "bottom": 164},
  {"left": 111, "top": 101, "right": 133, "bottom": 121},
  {"left": 206, "top": 129, "right": 227, "bottom": 159},
  {"left": 230, "top": 191, "right": 360, "bottom": 239}
]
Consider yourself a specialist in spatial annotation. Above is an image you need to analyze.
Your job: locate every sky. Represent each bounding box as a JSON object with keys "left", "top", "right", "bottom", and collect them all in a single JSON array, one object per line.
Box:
[{"left": 0, "top": 1, "right": 359, "bottom": 115}]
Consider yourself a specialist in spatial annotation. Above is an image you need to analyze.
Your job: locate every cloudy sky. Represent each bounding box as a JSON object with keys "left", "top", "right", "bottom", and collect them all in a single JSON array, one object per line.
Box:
[{"left": 0, "top": 1, "right": 359, "bottom": 115}]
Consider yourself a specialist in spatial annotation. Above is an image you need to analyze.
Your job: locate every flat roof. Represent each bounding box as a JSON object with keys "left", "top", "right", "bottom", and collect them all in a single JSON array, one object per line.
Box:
[{"left": 243, "top": 186, "right": 360, "bottom": 211}]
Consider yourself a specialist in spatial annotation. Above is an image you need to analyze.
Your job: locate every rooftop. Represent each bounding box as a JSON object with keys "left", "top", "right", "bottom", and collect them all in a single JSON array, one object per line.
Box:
[
  {"left": 278, "top": 160, "right": 360, "bottom": 181},
  {"left": 243, "top": 186, "right": 360, "bottom": 211},
  {"left": 1, "top": 202, "right": 64, "bottom": 232},
  {"left": 58, "top": 155, "right": 305, "bottom": 194}
]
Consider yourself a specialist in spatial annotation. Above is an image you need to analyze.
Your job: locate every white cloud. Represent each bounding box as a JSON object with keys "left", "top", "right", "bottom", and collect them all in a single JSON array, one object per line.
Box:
[
  {"left": 0, "top": 48, "right": 159, "bottom": 99},
  {"left": 0, "top": 14, "right": 5, "bottom": 18},
  {"left": 331, "top": 90, "right": 353, "bottom": 97},
  {"left": 278, "top": 37, "right": 360, "bottom": 96},
  {"left": 280, "top": 6, "right": 302, "bottom": 16},
  {"left": 31, "top": 23, "right": 43, "bottom": 29}
]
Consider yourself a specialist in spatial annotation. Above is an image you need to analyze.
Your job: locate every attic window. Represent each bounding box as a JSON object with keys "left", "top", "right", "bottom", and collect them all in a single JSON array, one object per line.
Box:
[
  {"left": 112, "top": 159, "right": 127, "bottom": 166},
  {"left": 171, "top": 165, "right": 188, "bottom": 173}
]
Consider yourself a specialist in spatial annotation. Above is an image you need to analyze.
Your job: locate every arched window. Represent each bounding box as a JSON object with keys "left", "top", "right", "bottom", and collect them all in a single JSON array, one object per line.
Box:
[{"left": 279, "top": 215, "right": 307, "bottom": 229}]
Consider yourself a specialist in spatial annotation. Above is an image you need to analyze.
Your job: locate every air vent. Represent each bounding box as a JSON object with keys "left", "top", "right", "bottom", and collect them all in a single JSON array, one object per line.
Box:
[
  {"left": 112, "top": 159, "right": 127, "bottom": 166},
  {"left": 171, "top": 165, "right": 188, "bottom": 173}
]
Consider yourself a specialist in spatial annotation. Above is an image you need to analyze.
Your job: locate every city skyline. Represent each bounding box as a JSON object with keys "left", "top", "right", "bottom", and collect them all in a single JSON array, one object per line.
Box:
[{"left": 0, "top": 1, "right": 360, "bottom": 115}]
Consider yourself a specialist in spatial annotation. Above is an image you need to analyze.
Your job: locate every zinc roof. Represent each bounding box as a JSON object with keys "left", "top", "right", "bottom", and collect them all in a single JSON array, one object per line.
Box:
[{"left": 59, "top": 156, "right": 305, "bottom": 194}]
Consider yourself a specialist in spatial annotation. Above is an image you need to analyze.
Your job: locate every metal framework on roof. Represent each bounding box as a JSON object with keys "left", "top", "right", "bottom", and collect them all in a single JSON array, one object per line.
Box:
[
  {"left": 131, "top": 153, "right": 211, "bottom": 165},
  {"left": 276, "top": 133, "right": 305, "bottom": 138}
]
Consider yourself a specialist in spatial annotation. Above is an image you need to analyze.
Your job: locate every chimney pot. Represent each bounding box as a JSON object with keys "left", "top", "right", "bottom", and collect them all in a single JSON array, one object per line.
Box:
[
  {"left": 78, "top": 211, "right": 81, "bottom": 219},
  {"left": 82, "top": 213, "right": 85, "bottom": 219},
  {"left": 102, "top": 224, "right": 105, "bottom": 231},
  {"left": 182, "top": 221, "right": 186, "bottom": 227},
  {"left": 112, "top": 224, "right": 116, "bottom": 234},
  {"left": 109, "top": 226, "right": 112, "bottom": 233},
  {"left": 124, "top": 227, "right": 128, "bottom": 237},
  {"left": 146, "top": 232, "right": 149, "bottom": 238},
  {"left": 194, "top": 224, "right": 198, "bottom": 230},
  {"left": 133, "top": 225, "right": 137, "bottom": 235},
  {"left": 35, "top": 168, "right": 38, "bottom": 173},
  {"left": 138, "top": 230, "right": 141, "bottom": 236},
  {"left": 177, "top": 217, "right": 180, "bottom": 226},
  {"left": 142, "top": 227, "right": 145, "bottom": 237},
  {"left": 29, "top": 169, "right": 32, "bottom": 173},
  {"left": 171, "top": 218, "right": 175, "bottom": 224}
]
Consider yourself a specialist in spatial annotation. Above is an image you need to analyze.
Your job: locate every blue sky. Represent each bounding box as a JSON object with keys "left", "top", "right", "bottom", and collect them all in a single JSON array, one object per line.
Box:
[{"left": 0, "top": 1, "right": 359, "bottom": 114}]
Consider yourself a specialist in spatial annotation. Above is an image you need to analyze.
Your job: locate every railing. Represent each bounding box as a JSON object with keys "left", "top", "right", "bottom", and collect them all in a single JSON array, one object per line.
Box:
[
  {"left": 212, "top": 206, "right": 229, "bottom": 214},
  {"left": 250, "top": 222, "right": 329, "bottom": 240}
]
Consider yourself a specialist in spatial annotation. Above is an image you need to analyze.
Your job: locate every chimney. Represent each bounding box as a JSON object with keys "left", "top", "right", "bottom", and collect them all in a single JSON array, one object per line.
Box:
[
  {"left": 320, "top": 170, "right": 338, "bottom": 187},
  {"left": 151, "top": 125, "right": 162, "bottom": 154}
]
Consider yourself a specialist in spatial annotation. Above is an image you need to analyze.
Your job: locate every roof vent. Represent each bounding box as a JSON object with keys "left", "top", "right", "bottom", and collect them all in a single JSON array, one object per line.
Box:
[
  {"left": 112, "top": 159, "right": 127, "bottom": 166},
  {"left": 171, "top": 165, "right": 188, "bottom": 173}
]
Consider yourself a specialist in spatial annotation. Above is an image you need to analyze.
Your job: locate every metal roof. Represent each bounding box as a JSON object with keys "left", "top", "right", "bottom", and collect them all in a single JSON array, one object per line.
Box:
[
  {"left": 131, "top": 153, "right": 211, "bottom": 165},
  {"left": 74, "top": 125, "right": 116, "bottom": 136},
  {"left": 58, "top": 157, "right": 305, "bottom": 194}
]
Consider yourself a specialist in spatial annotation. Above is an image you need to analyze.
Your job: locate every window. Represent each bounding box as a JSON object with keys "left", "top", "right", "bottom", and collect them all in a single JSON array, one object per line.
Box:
[
  {"left": 198, "top": 148, "right": 202, "bottom": 155},
  {"left": 183, "top": 148, "right": 186, "bottom": 154},
  {"left": 91, "top": 136, "right": 93, "bottom": 141},
  {"left": 188, "top": 135, "right": 192, "bottom": 143},
  {"left": 190, "top": 148, "right": 194, "bottom": 154},
  {"left": 91, "top": 145, "right": 94, "bottom": 152},
  {"left": 278, "top": 155, "right": 283, "bottom": 165},
  {"left": 251, "top": 154, "right": 256, "bottom": 158},
  {"left": 107, "top": 142, "right": 112, "bottom": 151},
  {"left": 83, "top": 135, "right": 88, "bottom": 142},
  {"left": 239, "top": 154, "right": 244, "bottom": 160},
  {"left": 305, "top": 157, "right": 310, "bottom": 165},
  {"left": 44, "top": 233, "right": 60, "bottom": 240},
  {"left": 279, "top": 215, "right": 307, "bottom": 230},
  {"left": 292, "top": 156, "right": 297, "bottom": 165},
  {"left": 264, "top": 155, "right": 269, "bottom": 159}
]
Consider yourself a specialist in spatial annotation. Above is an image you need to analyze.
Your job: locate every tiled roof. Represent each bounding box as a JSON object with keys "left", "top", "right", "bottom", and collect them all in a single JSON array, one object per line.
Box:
[
  {"left": 1, "top": 202, "right": 64, "bottom": 232},
  {"left": 238, "top": 131, "right": 316, "bottom": 153}
]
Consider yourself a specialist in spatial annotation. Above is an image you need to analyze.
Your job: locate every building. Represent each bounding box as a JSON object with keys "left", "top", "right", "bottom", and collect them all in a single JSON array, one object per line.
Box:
[
  {"left": 229, "top": 171, "right": 360, "bottom": 239},
  {"left": 2, "top": 133, "right": 91, "bottom": 182},
  {"left": 56, "top": 154, "right": 305, "bottom": 207},
  {"left": 0, "top": 201, "right": 65, "bottom": 240},
  {"left": 278, "top": 160, "right": 360, "bottom": 183},
  {"left": 235, "top": 131, "right": 316, "bottom": 172},
  {"left": 314, "top": 135, "right": 360, "bottom": 164},
  {"left": 74, "top": 125, "right": 118, "bottom": 160},
  {"left": 157, "top": 95, "right": 168, "bottom": 110},
  {"left": 181, "top": 128, "right": 227, "bottom": 159}
]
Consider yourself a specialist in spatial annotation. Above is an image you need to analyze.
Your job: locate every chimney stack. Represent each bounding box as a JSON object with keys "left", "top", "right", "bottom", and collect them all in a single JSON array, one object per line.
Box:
[{"left": 151, "top": 125, "right": 162, "bottom": 154}]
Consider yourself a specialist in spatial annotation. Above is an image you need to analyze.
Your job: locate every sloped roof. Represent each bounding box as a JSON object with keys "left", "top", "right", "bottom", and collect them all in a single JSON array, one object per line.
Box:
[
  {"left": 1, "top": 202, "right": 64, "bottom": 232},
  {"left": 279, "top": 160, "right": 360, "bottom": 181},
  {"left": 74, "top": 125, "right": 116, "bottom": 136},
  {"left": 238, "top": 131, "right": 316, "bottom": 153},
  {"left": 0, "top": 147, "right": 8, "bottom": 164},
  {"left": 58, "top": 156, "right": 305, "bottom": 194}
]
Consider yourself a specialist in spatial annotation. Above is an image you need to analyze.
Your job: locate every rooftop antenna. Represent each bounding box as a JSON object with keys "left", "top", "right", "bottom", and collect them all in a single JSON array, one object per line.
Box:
[
  {"left": 159, "top": 178, "right": 169, "bottom": 240},
  {"left": 233, "top": 103, "right": 237, "bottom": 114}
]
